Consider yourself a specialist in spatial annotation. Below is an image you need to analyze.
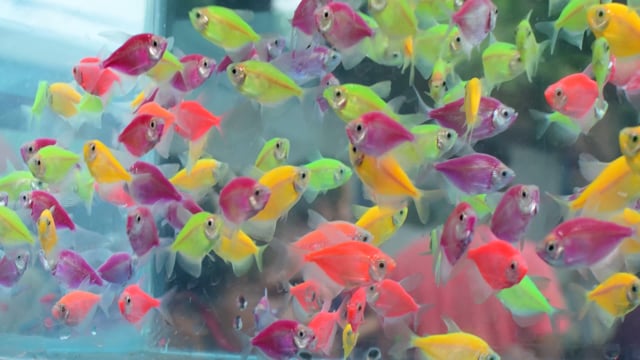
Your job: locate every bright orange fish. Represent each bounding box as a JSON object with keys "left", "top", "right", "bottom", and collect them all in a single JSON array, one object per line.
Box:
[
  {"left": 345, "top": 286, "right": 367, "bottom": 332},
  {"left": 136, "top": 101, "right": 176, "bottom": 135},
  {"left": 51, "top": 290, "right": 101, "bottom": 327},
  {"left": 118, "top": 284, "right": 163, "bottom": 325},
  {"left": 170, "top": 101, "right": 222, "bottom": 141}
]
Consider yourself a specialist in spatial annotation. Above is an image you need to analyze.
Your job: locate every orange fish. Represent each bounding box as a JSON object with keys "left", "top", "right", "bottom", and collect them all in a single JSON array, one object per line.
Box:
[
  {"left": 72, "top": 57, "right": 120, "bottom": 98},
  {"left": 95, "top": 182, "right": 136, "bottom": 207},
  {"left": 345, "top": 286, "right": 367, "bottom": 332},
  {"left": 170, "top": 100, "right": 222, "bottom": 141},
  {"left": 289, "top": 280, "right": 334, "bottom": 318},
  {"left": 118, "top": 284, "right": 172, "bottom": 325},
  {"left": 51, "top": 290, "right": 101, "bottom": 327},
  {"left": 294, "top": 221, "right": 370, "bottom": 252},
  {"left": 303, "top": 241, "right": 397, "bottom": 289},
  {"left": 307, "top": 310, "right": 342, "bottom": 356},
  {"left": 136, "top": 102, "right": 176, "bottom": 135}
]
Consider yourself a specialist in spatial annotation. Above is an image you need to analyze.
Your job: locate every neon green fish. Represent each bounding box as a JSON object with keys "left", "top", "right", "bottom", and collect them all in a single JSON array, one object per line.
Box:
[
  {"left": 0, "top": 206, "right": 35, "bottom": 246},
  {"left": 0, "top": 171, "right": 39, "bottom": 204},
  {"left": 428, "top": 58, "right": 455, "bottom": 104},
  {"left": 591, "top": 37, "right": 613, "bottom": 99},
  {"left": 440, "top": 80, "right": 467, "bottom": 106},
  {"left": 189, "top": 6, "right": 260, "bottom": 51},
  {"left": 414, "top": 25, "right": 470, "bottom": 79},
  {"left": 171, "top": 212, "right": 223, "bottom": 278},
  {"left": 531, "top": 109, "right": 583, "bottom": 145},
  {"left": 496, "top": 275, "right": 563, "bottom": 328},
  {"left": 359, "top": 12, "right": 405, "bottom": 68},
  {"left": 481, "top": 42, "right": 525, "bottom": 91},
  {"left": 302, "top": 157, "right": 353, "bottom": 202},
  {"left": 227, "top": 60, "right": 303, "bottom": 105},
  {"left": 392, "top": 124, "right": 458, "bottom": 176},
  {"left": 255, "top": 138, "right": 290, "bottom": 172},
  {"left": 27, "top": 145, "right": 80, "bottom": 184},
  {"left": 515, "top": 10, "right": 549, "bottom": 82},
  {"left": 31, "top": 81, "right": 49, "bottom": 119}
]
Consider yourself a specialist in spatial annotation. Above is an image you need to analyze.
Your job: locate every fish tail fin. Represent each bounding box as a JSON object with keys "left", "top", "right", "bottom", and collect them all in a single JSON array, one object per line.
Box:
[
  {"left": 175, "top": 252, "right": 203, "bottom": 278},
  {"left": 402, "top": 36, "right": 416, "bottom": 86},
  {"left": 535, "top": 21, "right": 558, "bottom": 55},
  {"left": 156, "top": 286, "right": 177, "bottom": 326},
  {"left": 254, "top": 243, "right": 269, "bottom": 273},
  {"left": 340, "top": 42, "right": 369, "bottom": 71},
  {"left": 412, "top": 85, "right": 433, "bottom": 115},
  {"left": 529, "top": 109, "right": 552, "bottom": 140},
  {"left": 387, "top": 321, "right": 418, "bottom": 360},
  {"left": 414, "top": 189, "right": 445, "bottom": 224},
  {"left": 155, "top": 243, "right": 177, "bottom": 279}
]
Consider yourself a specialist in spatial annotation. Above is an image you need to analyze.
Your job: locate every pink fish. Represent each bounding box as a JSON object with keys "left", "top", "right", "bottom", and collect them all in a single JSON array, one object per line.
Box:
[
  {"left": 95, "top": 182, "right": 136, "bottom": 208},
  {"left": 293, "top": 0, "right": 328, "bottom": 35},
  {"left": 537, "top": 217, "right": 633, "bottom": 268},
  {"left": 346, "top": 111, "right": 415, "bottom": 157},
  {"left": 20, "top": 138, "right": 57, "bottom": 164},
  {"left": 20, "top": 190, "right": 75, "bottom": 230},
  {"left": 101, "top": 33, "right": 168, "bottom": 76},
  {"left": 250, "top": 319, "right": 315, "bottom": 360},
  {"left": 170, "top": 101, "right": 222, "bottom": 141},
  {"left": 0, "top": 249, "right": 29, "bottom": 288},
  {"left": 127, "top": 161, "right": 182, "bottom": 205},
  {"left": 490, "top": 184, "right": 539, "bottom": 246},
  {"left": 51, "top": 250, "right": 103, "bottom": 288},
  {"left": 97, "top": 252, "right": 133, "bottom": 285},
  {"left": 126, "top": 206, "right": 160, "bottom": 257},
  {"left": 345, "top": 286, "right": 367, "bottom": 332},
  {"left": 219, "top": 177, "right": 271, "bottom": 225},
  {"left": 427, "top": 97, "right": 518, "bottom": 142},
  {"left": 432, "top": 202, "right": 477, "bottom": 285},
  {"left": 544, "top": 73, "right": 599, "bottom": 119},
  {"left": 434, "top": 153, "right": 515, "bottom": 195},
  {"left": 170, "top": 54, "right": 215, "bottom": 92},
  {"left": 307, "top": 310, "right": 341, "bottom": 356},
  {"left": 314, "top": 2, "right": 374, "bottom": 50},
  {"left": 451, "top": 0, "right": 498, "bottom": 48},
  {"left": 118, "top": 114, "right": 165, "bottom": 157},
  {"left": 165, "top": 198, "right": 203, "bottom": 230},
  {"left": 366, "top": 278, "right": 420, "bottom": 318},
  {"left": 73, "top": 57, "right": 120, "bottom": 97}
]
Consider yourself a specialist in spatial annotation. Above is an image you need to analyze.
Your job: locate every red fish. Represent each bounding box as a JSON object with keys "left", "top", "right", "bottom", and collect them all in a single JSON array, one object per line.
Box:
[
  {"left": 118, "top": 114, "right": 165, "bottom": 157},
  {"left": 345, "top": 286, "right": 367, "bottom": 332},
  {"left": 51, "top": 290, "right": 102, "bottom": 327},
  {"left": 303, "top": 241, "right": 397, "bottom": 289},
  {"left": 118, "top": 284, "right": 170, "bottom": 325},
  {"left": 307, "top": 310, "right": 341, "bottom": 356},
  {"left": 293, "top": 0, "right": 327, "bottom": 35},
  {"left": 170, "top": 101, "right": 222, "bottom": 141},
  {"left": 73, "top": 57, "right": 120, "bottom": 97},
  {"left": 544, "top": 73, "right": 599, "bottom": 119},
  {"left": 101, "top": 33, "right": 168, "bottom": 76},
  {"left": 366, "top": 278, "right": 419, "bottom": 318}
]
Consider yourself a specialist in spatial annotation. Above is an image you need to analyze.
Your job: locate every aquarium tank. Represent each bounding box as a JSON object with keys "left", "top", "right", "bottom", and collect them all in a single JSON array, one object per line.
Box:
[{"left": 3, "top": 0, "right": 640, "bottom": 359}]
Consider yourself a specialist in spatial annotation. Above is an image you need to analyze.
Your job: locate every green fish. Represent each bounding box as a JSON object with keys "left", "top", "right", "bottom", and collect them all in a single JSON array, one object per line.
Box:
[
  {"left": 414, "top": 25, "right": 470, "bottom": 79},
  {"left": 392, "top": 124, "right": 458, "bottom": 177},
  {"left": 414, "top": 0, "right": 461, "bottom": 26},
  {"left": 368, "top": 0, "right": 417, "bottom": 39},
  {"left": 481, "top": 42, "right": 526, "bottom": 92},
  {"left": 255, "top": 138, "right": 290, "bottom": 173},
  {"left": 189, "top": 6, "right": 260, "bottom": 51},
  {"left": 27, "top": 145, "right": 80, "bottom": 185},
  {"left": 428, "top": 58, "right": 455, "bottom": 104},
  {"left": 440, "top": 80, "right": 467, "bottom": 106},
  {"left": 171, "top": 212, "right": 223, "bottom": 278},
  {"left": 515, "top": 10, "right": 550, "bottom": 82},
  {"left": 0, "top": 206, "right": 35, "bottom": 246},
  {"left": 591, "top": 37, "right": 613, "bottom": 99},
  {"left": 0, "top": 171, "right": 39, "bottom": 204},
  {"left": 227, "top": 60, "right": 302, "bottom": 106},
  {"left": 54, "top": 168, "right": 95, "bottom": 215},
  {"left": 496, "top": 275, "right": 563, "bottom": 328},
  {"left": 302, "top": 157, "right": 353, "bottom": 202},
  {"left": 31, "top": 81, "right": 49, "bottom": 119},
  {"left": 459, "top": 194, "right": 494, "bottom": 219},
  {"left": 323, "top": 83, "right": 422, "bottom": 126},
  {"left": 358, "top": 12, "right": 405, "bottom": 68},
  {"left": 76, "top": 94, "right": 104, "bottom": 114},
  {"left": 530, "top": 109, "right": 584, "bottom": 145}
]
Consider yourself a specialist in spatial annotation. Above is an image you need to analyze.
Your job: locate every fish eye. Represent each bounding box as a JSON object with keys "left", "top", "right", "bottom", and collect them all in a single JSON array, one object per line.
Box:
[
  {"left": 125, "top": 295, "right": 132, "bottom": 304},
  {"left": 36, "top": 159, "right": 41, "bottom": 166},
  {"left": 361, "top": 234, "right": 369, "bottom": 242},
  {"left": 446, "top": 132, "right": 452, "bottom": 139},
  {"left": 459, "top": 213, "right": 465, "bottom": 221},
  {"left": 555, "top": 89, "right": 563, "bottom": 97},
  {"left": 521, "top": 190, "right": 528, "bottom": 198},
  {"left": 632, "top": 135, "right": 639, "bottom": 143},
  {"left": 274, "top": 39, "right": 279, "bottom": 46},
  {"left": 28, "top": 146, "right": 34, "bottom": 153},
  {"left": 231, "top": 67, "right": 237, "bottom": 75},
  {"left": 455, "top": 36, "right": 461, "bottom": 43},
  {"left": 152, "top": 39, "right": 158, "bottom": 48},
  {"left": 632, "top": 285, "right": 638, "bottom": 293},
  {"left": 301, "top": 172, "right": 307, "bottom": 179},
  {"left": 509, "top": 261, "right": 517, "bottom": 270},
  {"left": 275, "top": 141, "right": 281, "bottom": 149},
  {"left": 207, "top": 218, "right": 214, "bottom": 227},
  {"left": 399, "top": 209, "right": 405, "bottom": 215},
  {"left": 21, "top": 194, "right": 27, "bottom": 201},
  {"left": 501, "top": 170, "right": 509, "bottom": 177},
  {"left": 150, "top": 120, "right": 156, "bottom": 129},
  {"left": 59, "top": 304, "right": 67, "bottom": 314},
  {"left": 546, "top": 242, "right": 555, "bottom": 252},
  {"left": 335, "top": 89, "right": 342, "bottom": 98},
  {"left": 135, "top": 214, "right": 142, "bottom": 223},
  {"left": 298, "top": 330, "right": 306, "bottom": 338},
  {"left": 369, "top": 285, "right": 375, "bottom": 291},
  {"left": 377, "top": 260, "right": 386, "bottom": 269},
  {"left": 356, "top": 123, "right": 363, "bottom": 132},
  {"left": 357, "top": 304, "right": 363, "bottom": 311},
  {"left": 254, "top": 189, "right": 261, "bottom": 197},
  {"left": 323, "top": 10, "right": 330, "bottom": 18},
  {"left": 203, "top": 60, "right": 209, "bottom": 68},
  {"left": 367, "top": 348, "right": 381, "bottom": 360},
  {"left": 597, "top": 9, "right": 605, "bottom": 17},
  {"left": 442, "top": 80, "right": 447, "bottom": 88},
  {"left": 90, "top": 143, "right": 96, "bottom": 152},
  {"left": 502, "top": 110, "right": 510, "bottom": 117},
  {"left": 392, "top": 52, "right": 400, "bottom": 59},
  {"left": 195, "top": 11, "right": 202, "bottom": 19},
  {"left": 494, "top": 8, "right": 499, "bottom": 14},
  {"left": 351, "top": 146, "right": 357, "bottom": 153}
]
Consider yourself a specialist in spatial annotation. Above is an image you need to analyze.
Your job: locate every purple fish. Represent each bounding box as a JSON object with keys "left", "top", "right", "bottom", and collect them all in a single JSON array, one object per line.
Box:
[
  {"left": 346, "top": 111, "right": 415, "bottom": 157},
  {"left": 537, "top": 217, "right": 633, "bottom": 268},
  {"left": 0, "top": 249, "right": 30, "bottom": 287},
  {"left": 170, "top": 54, "right": 215, "bottom": 92},
  {"left": 490, "top": 184, "right": 540, "bottom": 245},
  {"left": 253, "top": 289, "right": 279, "bottom": 332},
  {"left": 271, "top": 46, "right": 341, "bottom": 86},
  {"left": 219, "top": 177, "right": 271, "bottom": 225},
  {"left": 251, "top": 319, "right": 315, "bottom": 360},
  {"left": 315, "top": 2, "right": 374, "bottom": 50},
  {"left": 127, "top": 161, "right": 182, "bottom": 205},
  {"left": 165, "top": 198, "right": 203, "bottom": 230},
  {"left": 126, "top": 206, "right": 160, "bottom": 257},
  {"left": 317, "top": 73, "right": 340, "bottom": 114},
  {"left": 429, "top": 97, "right": 518, "bottom": 142},
  {"left": 97, "top": 252, "right": 134, "bottom": 285},
  {"left": 20, "top": 190, "right": 75, "bottom": 230},
  {"left": 118, "top": 114, "right": 165, "bottom": 157},
  {"left": 51, "top": 249, "right": 103, "bottom": 288},
  {"left": 20, "top": 138, "right": 57, "bottom": 164},
  {"left": 432, "top": 202, "right": 476, "bottom": 285},
  {"left": 101, "top": 33, "right": 168, "bottom": 76},
  {"left": 293, "top": 0, "right": 328, "bottom": 35},
  {"left": 434, "top": 153, "right": 515, "bottom": 195},
  {"left": 451, "top": 0, "right": 498, "bottom": 48},
  {"left": 255, "top": 36, "right": 287, "bottom": 62}
]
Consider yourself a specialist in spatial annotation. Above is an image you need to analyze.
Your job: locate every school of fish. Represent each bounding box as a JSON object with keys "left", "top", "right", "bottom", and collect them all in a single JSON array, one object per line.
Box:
[{"left": 5, "top": 0, "right": 640, "bottom": 359}]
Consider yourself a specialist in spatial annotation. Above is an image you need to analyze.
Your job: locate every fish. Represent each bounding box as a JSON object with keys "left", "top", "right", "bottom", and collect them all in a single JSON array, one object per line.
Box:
[
  {"left": 496, "top": 275, "right": 563, "bottom": 328},
  {"left": 51, "top": 290, "right": 104, "bottom": 327},
  {"left": 97, "top": 253, "right": 134, "bottom": 285},
  {"left": 127, "top": 161, "right": 182, "bottom": 205},
  {"left": 20, "top": 138, "right": 57, "bottom": 164},
  {"left": 28, "top": 145, "right": 80, "bottom": 185},
  {"left": 353, "top": 205, "right": 408, "bottom": 247},
  {"left": 117, "top": 114, "right": 165, "bottom": 157},
  {"left": 219, "top": 176, "right": 271, "bottom": 225},
  {"left": 212, "top": 227, "right": 267, "bottom": 276},
  {"left": 515, "top": 10, "right": 549, "bottom": 82},
  {"left": 0, "top": 202, "right": 35, "bottom": 246},
  {"left": 0, "top": 249, "right": 29, "bottom": 288},
  {"left": 490, "top": 184, "right": 540, "bottom": 247},
  {"left": 20, "top": 190, "right": 75, "bottom": 231},
  {"left": 250, "top": 319, "right": 315, "bottom": 360},
  {"left": 118, "top": 284, "right": 173, "bottom": 326},
  {"left": 37, "top": 208, "right": 58, "bottom": 260},
  {"left": 481, "top": 42, "right": 525, "bottom": 91},
  {"left": 51, "top": 249, "right": 104, "bottom": 288},
  {"left": 271, "top": 46, "right": 342, "bottom": 86},
  {"left": 83, "top": 140, "right": 132, "bottom": 184},
  {"left": 346, "top": 111, "right": 415, "bottom": 157},
  {"left": 189, "top": 6, "right": 260, "bottom": 52},
  {"left": 170, "top": 54, "right": 215, "bottom": 93},
  {"left": 170, "top": 212, "right": 223, "bottom": 278},
  {"left": 250, "top": 165, "right": 309, "bottom": 222},
  {"left": 170, "top": 158, "right": 230, "bottom": 201},
  {"left": 344, "top": 286, "right": 367, "bottom": 332},
  {"left": 302, "top": 157, "right": 352, "bottom": 202},
  {"left": 537, "top": 0, "right": 603, "bottom": 54},
  {"left": 434, "top": 153, "right": 515, "bottom": 196},
  {"left": 255, "top": 138, "right": 290, "bottom": 173},
  {"left": 587, "top": 3, "right": 640, "bottom": 58},
  {"left": 307, "top": 310, "right": 342, "bottom": 356},
  {"left": 450, "top": 0, "right": 498, "bottom": 48},
  {"left": 579, "top": 272, "right": 640, "bottom": 328},
  {"left": 101, "top": 33, "right": 168, "bottom": 76},
  {"left": 227, "top": 60, "right": 303, "bottom": 106},
  {"left": 126, "top": 206, "right": 160, "bottom": 257},
  {"left": 315, "top": 2, "right": 374, "bottom": 52}
]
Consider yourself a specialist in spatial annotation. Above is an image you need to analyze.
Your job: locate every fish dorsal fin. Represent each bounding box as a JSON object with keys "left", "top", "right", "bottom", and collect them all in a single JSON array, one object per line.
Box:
[
  {"left": 442, "top": 315, "right": 462, "bottom": 333},
  {"left": 370, "top": 80, "right": 392, "bottom": 99},
  {"left": 307, "top": 149, "right": 323, "bottom": 162},
  {"left": 387, "top": 96, "right": 406, "bottom": 113},
  {"left": 234, "top": 9, "right": 255, "bottom": 22},
  {"left": 98, "top": 30, "right": 132, "bottom": 45},
  {"left": 352, "top": 205, "right": 370, "bottom": 219},
  {"left": 399, "top": 273, "right": 424, "bottom": 293}
]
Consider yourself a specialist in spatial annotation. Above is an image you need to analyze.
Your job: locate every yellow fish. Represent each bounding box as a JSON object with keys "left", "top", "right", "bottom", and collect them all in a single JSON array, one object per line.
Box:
[
  {"left": 250, "top": 165, "right": 309, "bottom": 222},
  {"left": 212, "top": 226, "right": 267, "bottom": 277},
  {"left": 619, "top": 126, "right": 640, "bottom": 174},
  {"left": 348, "top": 145, "right": 430, "bottom": 224},
  {"left": 83, "top": 140, "right": 132, "bottom": 184},
  {"left": 170, "top": 158, "right": 230, "bottom": 200},
  {"left": 342, "top": 323, "right": 359, "bottom": 360},
  {"left": 37, "top": 209, "right": 57, "bottom": 260},
  {"left": 353, "top": 205, "right": 408, "bottom": 247},
  {"left": 580, "top": 272, "right": 640, "bottom": 328},
  {"left": 463, "top": 77, "right": 482, "bottom": 142},
  {"left": 48, "top": 83, "right": 82, "bottom": 118},
  {"left": 588, "top": 3, "right": 640, "bottom": 58}
]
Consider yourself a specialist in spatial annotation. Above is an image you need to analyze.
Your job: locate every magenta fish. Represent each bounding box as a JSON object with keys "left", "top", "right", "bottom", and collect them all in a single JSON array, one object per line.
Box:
[
  {"left": 97, "top": 252, "right": 133, "bottom": 285},
  {"left": 101, "top": 33, "right": 168, "bottom": 76},
  {"left": 314, "top": 2, "right": 374, "bottom": 50},
  {"left": 170, "top": 54, "right": 215, "bottom": 92},
  {"left": 165, "top": 198, "right": 203, "bottom": 230},
  {"left": 219, "top": 177, "right": 271, "bottom": 225},
  {"left": 428, "top": 97, "right": 518, "bottom": 142},
  {"left": 432, "top": 202, "right": 476, "bottom": 285},
  {"left": 51, "top": 249, "right": 103, "bottom": 288},
  {"left": 271, "top": 45, "right": 342, "bottom": 86},
  {"left": 451, "top": 0, "right": 498, "bottom": 48},
  {"left": 434, "top": 154, "right": 515, "bottom": 195},
  {"left": 0, "top": 249, "right": 29, "bottom": 288},
  {"left": 490, "top": 184, "right": 539, "bottom": 245},
  {"left": 346, "top": 111, "right": 415, "bottom": 157},
  {"left": 537, "top": 217, "right": 633, "bottom": 268},
  {"left": 293, "top": 0, "right": 328, "bottom": 35},
  {"left": 127, "top": 161, "right": 182, "bottom": 205},
  {"left": 20, "top": 190, "right": 75, "bottom": 230},
  {"left": 251, "top": 319, "right": 315, "bottom": 360},
  {"left": 126, "top": 206, "right": 160, "bottom": 257},
  {"left": 20, "top": 138, "right": 57, "bottom": 164},
  {"left": 118, "top": 114, "right": 165, "bottom": 157}
]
